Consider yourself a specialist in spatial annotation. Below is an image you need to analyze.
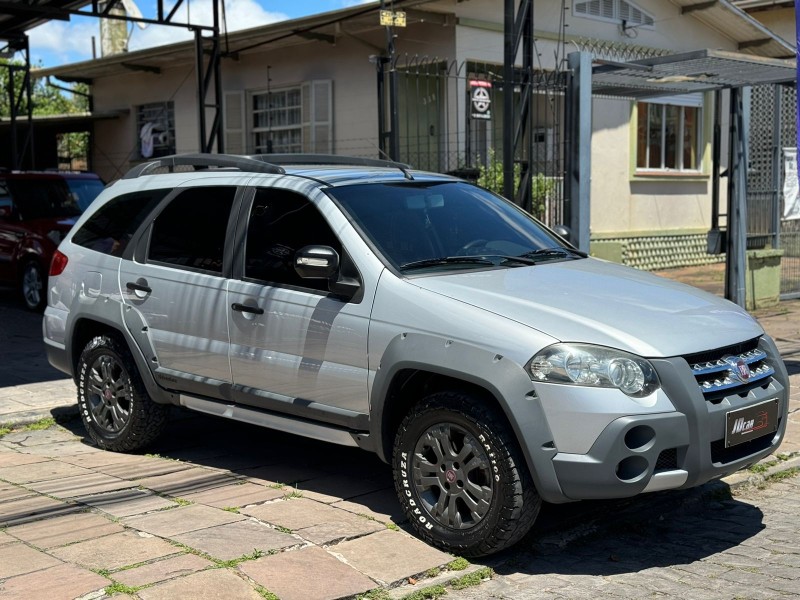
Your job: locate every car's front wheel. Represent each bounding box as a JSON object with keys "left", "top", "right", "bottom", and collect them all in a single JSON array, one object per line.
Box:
[
  {"left": 393, "top": 391, "right": 541, "bottom": 556},
  {"left": 20, "top": 261, "right": 45, "bottom": 312},
  {"left": 77, "top": 335, "right": 168, "bottom": 452}
]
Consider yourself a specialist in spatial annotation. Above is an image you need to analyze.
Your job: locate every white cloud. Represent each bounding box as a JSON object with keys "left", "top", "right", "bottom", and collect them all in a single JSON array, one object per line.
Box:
[
  {"left": 28, "top": 19, "right": 98, "bottom": 65},
  {"left": 128, "top": 0, "right": 288, "bottom": 51}
]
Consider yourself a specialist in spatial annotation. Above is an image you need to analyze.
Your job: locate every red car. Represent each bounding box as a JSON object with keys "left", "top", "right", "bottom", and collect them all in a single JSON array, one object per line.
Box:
[{"left": 0, "top": 172, "right": 104, "bottom": 310}]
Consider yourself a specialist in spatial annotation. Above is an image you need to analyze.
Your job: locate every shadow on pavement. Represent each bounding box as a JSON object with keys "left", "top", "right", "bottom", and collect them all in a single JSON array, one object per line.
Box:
[{"left": 0, "top": 289, "right": 70, "bottom": 388}]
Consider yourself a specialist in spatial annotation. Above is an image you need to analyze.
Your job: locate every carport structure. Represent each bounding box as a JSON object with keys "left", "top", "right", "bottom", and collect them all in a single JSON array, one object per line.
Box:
[
  {"left": 0, "top": 0, "right": 224, "bottom": 170},
  {"left": 570, "top": 48, "right": 797, "bottom": 307}
]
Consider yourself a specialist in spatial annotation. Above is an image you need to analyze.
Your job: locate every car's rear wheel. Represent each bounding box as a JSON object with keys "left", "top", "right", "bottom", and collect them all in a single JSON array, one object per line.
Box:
[
  {"left": 393, "top": 391, "right": 541, "bottom": 556},
  {"left": 20, "top": 261, "right": 45, "bottom": 312},
  {"left": 77, "top": 335, "right": 168, "bottom": 452}
]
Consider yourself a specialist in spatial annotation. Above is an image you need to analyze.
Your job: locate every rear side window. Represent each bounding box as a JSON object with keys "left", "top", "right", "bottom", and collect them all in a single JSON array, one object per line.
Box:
[
  {"left": 148, "top": 187, "right": 236, "bottom": 274},
  {"left": 73, "top": 190, "right": 168, "bottom": 257}
]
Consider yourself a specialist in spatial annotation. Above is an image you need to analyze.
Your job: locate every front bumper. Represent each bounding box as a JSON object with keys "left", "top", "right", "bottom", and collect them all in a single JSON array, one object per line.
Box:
[{"left": 546, "top": 337, "right": 789, "bottom": 501}]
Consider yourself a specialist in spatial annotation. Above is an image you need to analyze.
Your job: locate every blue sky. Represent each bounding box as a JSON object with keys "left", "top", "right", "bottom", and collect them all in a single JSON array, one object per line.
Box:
[{"left": 26, "top": 0, "right": 374, "bottom": 67}]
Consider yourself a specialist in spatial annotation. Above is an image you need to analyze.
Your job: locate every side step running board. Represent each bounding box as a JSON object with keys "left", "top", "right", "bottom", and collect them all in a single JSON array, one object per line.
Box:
[{"left": 179, "top": 394, "right": 364, "bottom": 448}]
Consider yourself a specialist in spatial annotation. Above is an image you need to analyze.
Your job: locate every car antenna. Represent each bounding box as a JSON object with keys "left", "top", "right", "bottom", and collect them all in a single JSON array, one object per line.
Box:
[{"left": 373, "top": 143, "right": 414, "bottom": 180}]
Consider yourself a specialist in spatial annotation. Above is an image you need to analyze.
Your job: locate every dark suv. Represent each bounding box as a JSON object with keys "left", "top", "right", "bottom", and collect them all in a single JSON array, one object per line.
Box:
[{"left": 0, "top": 171, "right": 104, "bottom": 310}]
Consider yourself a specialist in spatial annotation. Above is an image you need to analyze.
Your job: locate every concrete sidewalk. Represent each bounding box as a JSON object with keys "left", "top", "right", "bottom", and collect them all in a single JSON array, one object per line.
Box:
[{"left": 0, "top": 273, "right": 799, "bottom": 599}]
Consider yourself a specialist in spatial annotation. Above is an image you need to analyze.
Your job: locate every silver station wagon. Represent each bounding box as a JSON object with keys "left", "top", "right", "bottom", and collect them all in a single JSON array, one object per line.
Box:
[{"left": 43, "top": 154, "right": 789, "bottom": 556}]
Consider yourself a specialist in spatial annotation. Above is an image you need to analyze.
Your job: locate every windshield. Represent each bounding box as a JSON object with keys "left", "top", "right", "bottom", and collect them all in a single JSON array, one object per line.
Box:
[
  {"left": 7, "top": 179, "right": 82, "bottom": 220},
  {"left": 328, "top": 181, "right": 578, "bottom": 273},
  {"left": 66, "top": 178, "right": 105, "bottom": 211}
]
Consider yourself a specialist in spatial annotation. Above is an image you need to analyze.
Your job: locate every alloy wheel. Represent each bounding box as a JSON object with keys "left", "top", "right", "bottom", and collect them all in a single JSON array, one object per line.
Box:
[{"left": 411, "top": 423, "right": 494, "bottom": 529}]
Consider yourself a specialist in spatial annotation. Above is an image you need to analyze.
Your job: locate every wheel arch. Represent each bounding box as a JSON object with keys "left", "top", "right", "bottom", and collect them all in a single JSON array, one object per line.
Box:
[
  {"left": 369, "top": 332, "right": 564, "bottom": 502},
  {"left": 69, "top": 314, "right": 177, "bottom": 406}
]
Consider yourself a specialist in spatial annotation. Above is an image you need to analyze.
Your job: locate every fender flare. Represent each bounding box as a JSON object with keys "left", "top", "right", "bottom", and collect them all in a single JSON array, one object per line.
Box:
[{"left": 369, "top": 332, "right": 568, "bottom": 503}]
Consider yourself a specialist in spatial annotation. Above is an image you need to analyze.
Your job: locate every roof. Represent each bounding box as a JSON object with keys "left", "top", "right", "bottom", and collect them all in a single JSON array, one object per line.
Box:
[
  {"left": 593, "top": 48, "right": 796, "bottom": 98},
  {"left": 32, "top": 0, "right": 795, "bottom": 83},
  {"left": 669, "top": 0, "right": 795, "bottom": 58},
  {"left": 0, "top": 0, "right": 91, "bottom": 41},
  {"left": 32, "top": 0, "right": 440, "bottom": 82}
]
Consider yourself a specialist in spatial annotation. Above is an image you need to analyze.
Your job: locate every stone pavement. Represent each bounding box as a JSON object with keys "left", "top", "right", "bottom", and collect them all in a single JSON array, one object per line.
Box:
[{"left": 1, "top": 268, "right": 800, "bottom": 599}]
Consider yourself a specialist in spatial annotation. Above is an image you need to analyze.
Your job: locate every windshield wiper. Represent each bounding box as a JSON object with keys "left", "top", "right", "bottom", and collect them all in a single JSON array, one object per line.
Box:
[
  {"left": 400, "top": 256, "right": 496, "bottom": 271},
  {"left": 518, "top": 247, "right": 587, "bottom": 261}
]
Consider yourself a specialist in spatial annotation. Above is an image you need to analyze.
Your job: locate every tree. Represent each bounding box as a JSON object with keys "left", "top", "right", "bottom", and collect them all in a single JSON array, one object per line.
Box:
[{"left": 1, "top": 59, "right": 88, "bottom": 117}]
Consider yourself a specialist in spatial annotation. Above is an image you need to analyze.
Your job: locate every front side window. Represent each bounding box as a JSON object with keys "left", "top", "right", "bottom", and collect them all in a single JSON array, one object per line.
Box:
[
  {"left": 243, "top": 189, "right": 341, "bottom": 291},
  {"left": 251, "top": 87, "right": 303, "bottom": 154},
  {"left": 148, "top": 187, "right": 236, "bottom": 274},
  {"left": 636, "top": 99, "right": 701, "bottom": 172},
  {"left": 137, "top": 102, "right": 175, "bottom": 159},
  {"left": 73, "top": 189, "right": 168, "bottom": 257}
]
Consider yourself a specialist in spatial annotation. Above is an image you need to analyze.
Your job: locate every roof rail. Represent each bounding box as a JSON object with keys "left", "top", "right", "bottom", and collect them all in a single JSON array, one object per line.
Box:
[
  {"left": 251, "top": 154, "right": 414, "bottom": 180},
  {"left": 249, "top": 154, "right": 411, "bottom": 169},
  {"left": 122, "top": 153, "right": 285, "bottom": 179}
]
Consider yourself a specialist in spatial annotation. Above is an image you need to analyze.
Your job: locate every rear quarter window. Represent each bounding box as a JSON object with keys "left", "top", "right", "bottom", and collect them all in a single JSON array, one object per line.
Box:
[{"left": 72, "top": 190, "right": 169, "bottom": 256}]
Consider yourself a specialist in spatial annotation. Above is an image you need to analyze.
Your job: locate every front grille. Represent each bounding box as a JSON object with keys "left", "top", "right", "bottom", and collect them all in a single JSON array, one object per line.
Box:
[
  {"left": 710, "top": 433, "right": 775, "bottom": 465},
  {"left": 654, "top": 448, "right": 678, "bottom": 472},
  {"left": 685, "top": 338, "right": 775, "bottom": 400}
]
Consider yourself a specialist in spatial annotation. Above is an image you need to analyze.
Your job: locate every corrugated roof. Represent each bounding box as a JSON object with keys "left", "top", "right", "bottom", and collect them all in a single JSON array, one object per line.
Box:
[
  {"left": 593, "top": 48, "right": 796, "bottom": 98},
  {"left": 669, "top": 0, "right": 795, "bottom": 58}
]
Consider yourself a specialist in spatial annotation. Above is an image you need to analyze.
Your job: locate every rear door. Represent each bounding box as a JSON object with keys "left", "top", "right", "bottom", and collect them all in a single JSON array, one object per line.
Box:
[{"left": 119, "top": 185, "right": 239, "bottom": 397}]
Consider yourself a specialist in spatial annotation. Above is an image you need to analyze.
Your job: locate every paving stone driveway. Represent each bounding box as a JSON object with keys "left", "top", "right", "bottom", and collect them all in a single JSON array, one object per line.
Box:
[
  {"left": 0, "top": 416, "right": 452, "bottom": 599},
  {"left": 450, "top": 472, "right": 800, "bottom": 600}
]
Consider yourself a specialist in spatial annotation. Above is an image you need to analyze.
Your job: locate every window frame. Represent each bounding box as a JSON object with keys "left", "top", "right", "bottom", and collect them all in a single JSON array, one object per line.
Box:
[
  {"left": 633, "top": 94, "right": 705, "bottom": 177},
  {"left": 573, "top": 0, "right": 655, "bottom": 28},
  {"left": 136, "top": 101, "right": 176, "bottom": 159},
  {"left": 249, "top": 85, "right": 303, "bottom": 154}
]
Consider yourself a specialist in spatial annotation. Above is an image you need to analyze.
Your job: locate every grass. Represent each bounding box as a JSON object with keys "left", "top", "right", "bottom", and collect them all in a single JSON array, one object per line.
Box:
[
  {"left": 255, "top": 585, "right": 280, "bottom": 600},
  {"left": 104, "top": 582, "right": 141, "bottom": 595},
  {"left": 222, "top": 506, "right": 241, "bottom": 513},
  {"left": 402, "top": 585, "right": 448, "bottom": 599},
  {"left": 172, "top": 497, "right": 193, "bottom": 506},
  {"left": 275, "top": 525, "right": 293, "bottom": 535},
  {"left": 358, "top": 590, "right": 392, "bottom": 600},
  {"left": 0, "top": 417, "right": 57, "bottom": 438},
  {"left": 764, "top": 467, "right": 799, "bottom": 483},
  {"left": 449, "top": 567, "right": 493, "bottom": 590},
  {"left": 214, "top": 549, "right": 273, "bottom": 568},
  {"left": 446, "top": 557, "right": 470, "bottom": 571}
]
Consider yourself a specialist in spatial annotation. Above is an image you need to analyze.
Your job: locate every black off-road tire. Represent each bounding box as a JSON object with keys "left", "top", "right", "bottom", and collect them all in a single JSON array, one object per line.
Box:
[
  {"left": 393, "top": 391, "right": 541, "bottom": 557},
  {"left": 77, "top": 335, "right": 168, "bottom": 452}
]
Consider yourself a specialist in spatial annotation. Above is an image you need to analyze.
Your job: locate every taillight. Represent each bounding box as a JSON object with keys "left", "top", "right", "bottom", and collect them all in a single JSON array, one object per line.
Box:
[{"left": 50, "top": 250, "right": 68, "bottom": 276}]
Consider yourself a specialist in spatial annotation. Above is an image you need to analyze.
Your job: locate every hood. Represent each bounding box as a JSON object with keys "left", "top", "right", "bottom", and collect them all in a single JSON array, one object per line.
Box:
[{"left": 410, "top": 258, "right": 763, "bottom": 357}]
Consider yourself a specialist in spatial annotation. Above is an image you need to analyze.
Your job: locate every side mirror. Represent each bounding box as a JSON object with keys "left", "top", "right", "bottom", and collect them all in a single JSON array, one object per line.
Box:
[
  {"left": 0, "top": 206, "right": 11, "bottom": 220},
  {"left": 294, "top": 245, "right": 340, "bottom": 280}
]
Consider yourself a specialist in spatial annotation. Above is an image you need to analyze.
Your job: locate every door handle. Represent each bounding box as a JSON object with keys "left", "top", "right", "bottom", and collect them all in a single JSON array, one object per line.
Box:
[
  {"left": 231, "top": 302, "right": 264, "bottom": 315},
  {"left": 126, "top": 281, "right": 152, "bottom": 294}
]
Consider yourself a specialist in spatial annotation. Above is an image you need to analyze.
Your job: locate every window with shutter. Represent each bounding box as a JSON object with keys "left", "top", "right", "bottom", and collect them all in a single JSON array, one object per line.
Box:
[{"left": 573, "top": 0, "right": 654, "bottom": 28}]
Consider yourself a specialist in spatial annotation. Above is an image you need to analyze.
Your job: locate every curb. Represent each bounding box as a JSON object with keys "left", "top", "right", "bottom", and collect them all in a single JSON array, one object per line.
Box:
[
  {"left": 721, "top": 453, "right": 800, "bottom": 491},
  {"left": 0, "top": 404, "right": 78, "bottom": 429}
]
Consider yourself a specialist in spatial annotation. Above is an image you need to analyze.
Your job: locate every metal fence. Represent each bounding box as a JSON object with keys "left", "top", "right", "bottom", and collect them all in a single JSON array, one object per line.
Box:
[
  {"left": 748, "top": 83, "right": 800, "bottom": 298},
  {"left": 390, "top": 55, "right": 568, "bottom": 226}
]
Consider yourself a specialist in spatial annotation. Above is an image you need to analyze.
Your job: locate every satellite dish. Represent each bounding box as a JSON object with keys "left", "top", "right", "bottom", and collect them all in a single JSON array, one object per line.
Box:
[{"left": 120, "top": 0, "right": 147, "bottom": 30}]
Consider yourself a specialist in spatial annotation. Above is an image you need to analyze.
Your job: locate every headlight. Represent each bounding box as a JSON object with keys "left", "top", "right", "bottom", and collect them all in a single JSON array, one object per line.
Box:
[{"left": 528, "top": 344, "right": 659, "bottom": 398}]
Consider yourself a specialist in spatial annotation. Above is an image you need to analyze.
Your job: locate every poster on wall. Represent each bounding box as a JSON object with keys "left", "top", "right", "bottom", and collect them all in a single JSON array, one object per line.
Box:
[{"left": 784, "top": 148, "right": 800, "bottom": 220}]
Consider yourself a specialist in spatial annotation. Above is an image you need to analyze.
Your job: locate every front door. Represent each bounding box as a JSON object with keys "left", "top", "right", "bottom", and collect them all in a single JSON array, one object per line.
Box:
[{"left": 227, "top": 188, "right": 370, "bottom": 427}]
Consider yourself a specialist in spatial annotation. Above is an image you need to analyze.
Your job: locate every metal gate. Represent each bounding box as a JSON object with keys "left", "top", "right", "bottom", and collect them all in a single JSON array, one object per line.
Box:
[
  {"left": 389, "top": 55, "right": 568, "bottom": 226},
  {"left": 748, "top": 83, "right": 800, "bottom": 299}
]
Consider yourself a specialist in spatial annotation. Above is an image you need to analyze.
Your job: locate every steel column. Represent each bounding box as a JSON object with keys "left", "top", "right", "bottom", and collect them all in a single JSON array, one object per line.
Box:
[
  {"left": 771, "top": 87, "right": 782, "bottom": 249},
  {"left": 565, "top": 51, "right": 592, "bottom": 253},
  {"left": 194, "top": 0, "right": 223, "bottom": 154},
  {"left": 725, "top": 87, "right": 750, "bottom": 307}
]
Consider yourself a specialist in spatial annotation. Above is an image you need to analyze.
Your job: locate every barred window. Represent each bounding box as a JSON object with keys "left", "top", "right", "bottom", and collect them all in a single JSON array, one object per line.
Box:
[
  {"left": 136, "top": 102, "right": 175, "bottom": 159},
  {"left": 251, "top": 87, "right": 303, "bottom": 154}
]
